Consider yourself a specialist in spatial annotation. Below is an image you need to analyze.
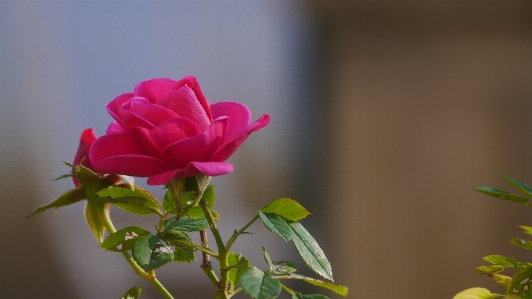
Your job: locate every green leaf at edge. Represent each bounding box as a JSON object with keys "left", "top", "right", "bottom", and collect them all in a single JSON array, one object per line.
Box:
[
  {"left": 507, "top": 265, "right": 532, "bottom": 298},
  {"left": 289, "top": 274, "right": 347, "bottom": 296},
  {"left": 498, "top": 174, "right": 532, "bottom": 198},
  {"left": 27, "top": 187, "right": 86, "bottom": 218},
  {"left": 290, "top": 222, "right": 333, "bottom": 281},
  {"left": 474, "top": 186, "right": 529, "bottom": 204},
  {"left": 120, "top": 286, "right": 142, "bottom": 299},
  {"left": 259, "top": 212, "right": 293, "bottom": 241},
  {"left": 261, "top": 198, "right": 311, "bottom": 221},
  {"left": 292, "top": 293, "right": 329, "bottom": 299},
  {"left": 165, "top": 216, "right": 209, "bottom": 232},
  {"left": 452, "top": 288, "right": 502, "bottom": 299},
  {"left": 227, "top": 252, "right": 251, "bottom": 286},
  {"left": 100, "top": 226, "right": 151, "bottom": 252},
  {"left": 132, "top": 235, "right": 174, "bottom": 271},
  {"left": 240, "top": 267, "right": 281, "bottom": 299},
  {"left": 96, "top": 187, "right": 162, "bottom": 215}
]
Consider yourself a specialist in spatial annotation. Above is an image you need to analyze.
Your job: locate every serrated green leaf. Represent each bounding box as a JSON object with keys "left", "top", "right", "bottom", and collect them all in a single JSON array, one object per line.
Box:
[
  {"left": 132, "top": 235, "right": 173, "bottom": 271},
  {"left": 507, "top": 265, "right": 532, "bottom": 298},
  {"left": 100, "top": 226, "right": 150, "bottom": 252},
  {"left": 289, "top": 274, "right": 347, "bottom": 296},
  {"left": 452, "top": 288, "right": 502, "bottom": 299},
  {"left": 498, "top": 174, "right": 532, "bottom": 198},
  {"left": 475, "top": 187, "right": 529, "bottom": 204},
  {"left": 263, "top": 247, "right": 275, "bottom": 272},
  {"left": 292, "top": 293, "right": 329, "bottom": 299},
  {"left": 165, "top": 216, "right": 209, "bottom": 232},
  {"left": 227, "top": 252, "right": 251, "bottom": 286},
  {"left": 120, "top": 286, "right": 142, "bottom": 299},
  {"left": 96, "top": 187, "right": 162, "bottom": 215},
  {"left": 259, "top": 212, "right": 293, "bottom": 240},
  {"left": 484, "top": 255, "right": 519, "bottom": 268},
  {"left": 261, "top": 198, "right": 311, "bottom": 221},
  {"left": 84, "top": 201, "right": 108, "bottom": 243},
  {"left": 477, "top": 265, "right": 505, "bottom": 274},
  {"left": 163, "top": 189, "right": 176, "bottom": 215},
  {"left": 290, "top": 222, "right": 333, "bottom": 281},
  {"left": 490, "top": 274, "right": 512, "bottom": 288},
  {"left": 510, "top": 238, "right": 532, "bottom": 251},
  {"left": 240, "top": 267, "right": 281, "bottom": 299},
  {"left": 27, "top": 187, "right": 86, "bottom": 218},
  {"left": 162, "top": 229, "right": 196, "bottom": 263}
]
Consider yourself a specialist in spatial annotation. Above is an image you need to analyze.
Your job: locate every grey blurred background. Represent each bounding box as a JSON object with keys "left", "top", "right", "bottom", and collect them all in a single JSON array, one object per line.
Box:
[{"left": 1, "top": 1, "right": 532, "bottom": 299}]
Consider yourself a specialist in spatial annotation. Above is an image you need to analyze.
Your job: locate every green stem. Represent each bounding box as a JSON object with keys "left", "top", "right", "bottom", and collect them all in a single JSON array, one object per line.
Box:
[
  {"left": 97, "top": 204, "right": 175, "bottom": 299},
  {"left": 225, "top": 214, "right": 259, "bottom": 251},
  {"left": 199, "top": 197, "right": 229, "bottom": 299}
]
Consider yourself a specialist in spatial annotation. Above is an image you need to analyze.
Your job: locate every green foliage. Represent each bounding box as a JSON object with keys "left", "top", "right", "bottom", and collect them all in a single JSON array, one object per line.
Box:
[
  {"left": 27, "top": 187, "right": 86, "bottom": 218},
  {"left": 132, "top": 235, "right": 174, "bottom": 271},
  {"left": 101, "top": 226, "right": 150, "bottom": 252},
  {"left": 474, "top": 186, "right": 529, "bottom": 204},
  {"left": 84, "top": 201, "right": 108, "bottom": 243},
  {"left": 240, "top": 266, "right": 281, "bottom": 299},
  {"left": 507, "top": 266, "right": 532, "bottom": 298},
  {"left": 161, "top": 229, "right": 196, "bottom": 263},
  {"left": 452, "top": 288, "right": 502, "bottom": 299},
  {"left": 260, "top": 198, "right": 310, "bottom": 221},
  {"left": 511, "top": 238, "right": 532, "bottom": 251},
  {"left": 259, "top": 212, "right": 293, "bottom": 240},
  {"left": 164, "top": 216, "right": 209, "bottom": 232},
  {"left": 180, "top": 185, "right": 218, "bottom": 219},
  {"left": 96, "top": 187, "right": 162, "bottom": 215},
  {"left": 288, "top": 274, "right": 348, "bottom": 296},
  {"left": 120, "top": 286, "right": 142, "bottom": 299},
  {"left": 227, "top": 252, "right": 251, "bottom": 287},
  {"left": 292, "top": 293, "right": 329, "bottom": 299}
]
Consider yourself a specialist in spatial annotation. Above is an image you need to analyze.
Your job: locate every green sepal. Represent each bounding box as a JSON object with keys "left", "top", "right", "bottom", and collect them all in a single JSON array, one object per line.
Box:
[
  {"left": 27, "top": 187, "right": 86, "bottom": 218},
  {"left": 510, "top": 238, "right": 532, "bottom": 251},
  {"left": 132, "top": 235, "right": 174, "bottom": 271},
  {"left": 507, "top": 265, "right": 532, "bottom": 298},
  {"left": 164, "top": 216, "right": 209, "bottom": 232},
  {"left": 52, "top": 173, "right": 74, "bottom": 181},
  {"left": 181, "top": 185, "right": 218, "bottom": 219},
  {"left": 100, "top": 226, "right": 151, "bottom": 252},
  {"left": 227, "top": 252, "right": 251, "bottom": 286},
  {"left": 120, "top": 286, "right": 142, "bottom": 299},
  {"left": 452, "top": 288, "right": 502, "bottom": 299},
  {"left": 84, "top": 201, "right": 109, "bottom": 243},
  {"left": 240, "top": 266, "right": 281, "bottom": 299},
  {"left": 260, "top": 198, "right": 311, "bottom": 221},
  {"left": 161, "top": 229, "right": 196, "bottom": 263},
  {"left": 288, "top": 274, "right": 348, "bottom": 296},
  {"left": 292, "top": 293, "right": 329, "bottom": 299},
  {"left": 498, "top": 174, "right": 532, "bottom": 198},
  {"left": 474, "top": 186, "right": 529, "bottom": 204},
  {"left": 259, "top": 212, "right": 293, "bottom": 240},
  {"left": 96, "top": 187, "right": 162, "bottom": 215}
]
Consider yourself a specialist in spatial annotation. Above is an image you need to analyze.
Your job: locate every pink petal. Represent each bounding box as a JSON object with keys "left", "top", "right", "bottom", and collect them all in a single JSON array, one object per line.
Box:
[
  {"left": 212, "top": 114, "right": 270, "bottom": 162},
  {"left": 162, "top": 118, "right": 228, "bottom": 169},
  {"left": 117, "top": 98, "right": 156, "bottom": 131},
  {"left": 106, "top": 121, "right": 127, "bottom": 134},
  {"left": 106, "top": 92, "right": 134, "bottom": 129},
  {"left": 211, "top": 102, "right": 251, "bottom": 136},
  {"left": 150, "top": 117, "right": 202, "bottom": 150},
  {"left": 129, "top": 127, "right": 163, "bottom": 158},
  {"left": 169, "top": 76, "right": 212, "bottom": 122},
  {"left": 128, "top": 100, "right": 179, "bottom": 126},
  {"left": 159, "top": 86, "right": 211, "bottom": 130},
  {"left": 134, "top": 78, "right": 178, "bottom": 104},
  {"left": 93, "top": 155, "right": 172, "bottom": 177},
  {"left": 147, "top": 161, "right": 233, "bottom": 185},
  {"left": 72, "top": 128, "right": 97, "bottom": 187},
  {"left": 89, "top": 133, "right": 146, "bottom": 166}
]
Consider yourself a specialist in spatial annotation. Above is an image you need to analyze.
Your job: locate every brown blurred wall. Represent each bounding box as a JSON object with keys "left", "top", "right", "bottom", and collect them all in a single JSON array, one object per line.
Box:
[{"left": 308, "top": 1, "right": 532, "bottom": 298}]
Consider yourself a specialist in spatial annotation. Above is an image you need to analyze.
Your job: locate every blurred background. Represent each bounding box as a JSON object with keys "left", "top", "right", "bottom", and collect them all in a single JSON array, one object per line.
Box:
[{"left": 1, "top": 1, "right": 532, "bottom": 298}]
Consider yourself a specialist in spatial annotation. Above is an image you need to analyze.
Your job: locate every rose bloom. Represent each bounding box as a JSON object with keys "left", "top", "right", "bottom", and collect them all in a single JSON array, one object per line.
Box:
[{"left": 89, "top": 77, "right": 270, "bottom": 185}]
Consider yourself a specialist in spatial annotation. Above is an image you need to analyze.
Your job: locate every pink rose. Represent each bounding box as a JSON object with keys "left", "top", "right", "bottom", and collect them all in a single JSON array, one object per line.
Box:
[
  {"left": 89, "top": 76, "right": 270, "bottom": 185},
  {"left": 72, "top": 128, "right": 97, "bottom": 187}
]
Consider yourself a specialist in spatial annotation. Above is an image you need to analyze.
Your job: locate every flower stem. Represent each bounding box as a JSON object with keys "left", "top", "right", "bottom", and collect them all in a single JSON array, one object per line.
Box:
[
  {"left": 199, "top": 197, "right": 230, "bottom": 299},
  {"left": 97, "top": 203, "right": 175, "bottom": 299},
  {"left": 225, "top": 214, "right": 259, "bottom": 251}
]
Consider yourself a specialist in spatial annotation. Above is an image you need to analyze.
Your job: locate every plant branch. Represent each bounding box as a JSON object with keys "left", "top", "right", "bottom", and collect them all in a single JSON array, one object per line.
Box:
[{"left": 225, "top": 214, "right": 259, "bottom": 251}]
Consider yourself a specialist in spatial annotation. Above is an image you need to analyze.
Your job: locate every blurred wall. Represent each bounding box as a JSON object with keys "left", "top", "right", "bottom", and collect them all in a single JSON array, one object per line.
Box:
[{"left": 308, "top": 1, "right": 532, "bottom": 298}]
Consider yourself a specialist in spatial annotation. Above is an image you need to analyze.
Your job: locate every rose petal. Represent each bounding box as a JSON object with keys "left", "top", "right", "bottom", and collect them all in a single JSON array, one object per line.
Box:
[
  {"left": 89, "top": 133, "right": 146, "bottom": 166},
  {"left": 129, "top": 127, "right": 163, "bottom": 158},
  {"left": 128, "top": 99, "right": 179, "bottom": 126},
  {"left": 134, "top": 78, "right": 178, "bottom": 104},
  {"left": 93, "top": 155, "right": 172, "bottom": 177},
  {"left": 159, "top": 86, "right": 211, "bottom": 130},
  {"left": 106, "top": 92, "right": 134, "bottom": 129},
  {"left": 106, "top": 121, "right": 127, "bottom": 134},
  {"left": 211, "top": 114, "right": 270, "bottom": 162},
  {"left": 211, "top": 102, "right": 251, "bottom": 136},
  {"left": 146, "top": 161, "right": 233, "bottom": 185},
  {"left": 162, "top": 118, "right": 228, "bottom": 168},
  {"left": 150, "top": 117, "right": 202, "bottom": 150},
  {"left": 72, "top": 128, "right": 97, "bottom": 187},
  {"left": 169, "top": 76, "right": 212, "bottom": 122}
]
